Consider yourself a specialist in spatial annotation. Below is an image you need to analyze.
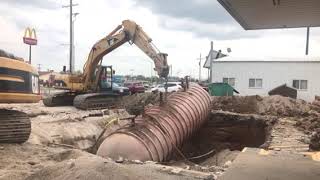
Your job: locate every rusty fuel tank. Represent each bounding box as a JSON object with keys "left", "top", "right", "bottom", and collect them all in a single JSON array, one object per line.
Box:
[{"left": 97, "top": 83, "right": 211, "bottom": 162}]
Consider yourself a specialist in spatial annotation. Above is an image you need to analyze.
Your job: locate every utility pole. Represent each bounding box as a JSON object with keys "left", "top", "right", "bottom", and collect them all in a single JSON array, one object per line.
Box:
[
  {"left": 72, "top": 13, "right": 79, "bottom": 73},
  {"left": 306, "top": 27, "right": 310, "bottom": 55},
  {"left": 209, "top": 42, "right": 214, "bottom": 82},
  {"left": 197, "top": 54, "right": 202, "bottom": 82},
  {"left": 63, "top": 0, "right": 78, "bottom": 73}
]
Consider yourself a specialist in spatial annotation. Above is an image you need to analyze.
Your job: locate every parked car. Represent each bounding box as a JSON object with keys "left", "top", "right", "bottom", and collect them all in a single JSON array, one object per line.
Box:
[
  {"left": 142, "top": 81, "right": 151, "bottom": 89},
  {"left": 101, "top": 81, "right": 130, "bottom": 95},
  {"left": 124, "top": 82, "right": 145, "bottom": 94},
  {"left": 111, "top": 82, "right": 130, "bottom": 95},
  {"left": 151, "top": 82, "right": 182, "bottom": 93}
]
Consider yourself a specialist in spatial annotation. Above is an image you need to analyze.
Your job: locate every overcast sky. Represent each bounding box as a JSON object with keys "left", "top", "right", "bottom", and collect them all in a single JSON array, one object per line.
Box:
[{"left": 1, "top": 0, "right": 320, "bottom": 78}]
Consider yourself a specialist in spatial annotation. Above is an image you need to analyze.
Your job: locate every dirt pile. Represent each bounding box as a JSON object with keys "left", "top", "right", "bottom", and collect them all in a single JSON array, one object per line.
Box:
[
  {"left": 212, "top": 95, "right": 312, "bottom": 117},
  {"left": 120, "top": 92, "right": 160, "bottom": 116},
  {"left": 295, "top": 112, "right": 320, "bottom": 133},
  {"left": 294, "top": 111, "right": 320, "bottom": 150},
  {"left": 258, "top": 95, "right": 311, "bottom": 116}
]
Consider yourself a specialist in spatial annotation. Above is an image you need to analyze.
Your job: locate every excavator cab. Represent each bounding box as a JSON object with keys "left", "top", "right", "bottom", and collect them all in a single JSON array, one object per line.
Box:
[{"left": 98, "top": 66, "right": 114, "bottom": 91}]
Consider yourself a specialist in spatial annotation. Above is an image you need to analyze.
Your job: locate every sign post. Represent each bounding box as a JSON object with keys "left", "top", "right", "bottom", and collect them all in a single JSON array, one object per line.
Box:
[{"left": 23, "top": 27, "right": 37, "bottom": 64}]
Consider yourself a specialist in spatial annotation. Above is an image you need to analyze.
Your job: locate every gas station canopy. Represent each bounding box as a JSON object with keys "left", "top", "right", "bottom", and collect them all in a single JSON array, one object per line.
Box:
[{"left": 218, "top": 0, "right": 320, "bottom": 30}]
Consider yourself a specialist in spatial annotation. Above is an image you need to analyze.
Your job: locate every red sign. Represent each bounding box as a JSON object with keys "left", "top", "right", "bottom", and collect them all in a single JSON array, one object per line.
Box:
[
  {"left": 23, "top": 27, "right": 37, "bottom": 45},
  {"left": 23, "top": 37, "right": 37, "bottom": 45}
]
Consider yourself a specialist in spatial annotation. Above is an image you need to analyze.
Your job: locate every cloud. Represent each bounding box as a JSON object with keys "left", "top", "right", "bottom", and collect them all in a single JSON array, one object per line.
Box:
[
  {"left": 158, "top": 15, "right": 260, "bottom": 40},
  {"left": 1, "top": 0, "right": 320, "bottom": 79},
  {"left": 134, "top": 0, "right": 261, "bottom": 39},
  {"left": 134, "top": 0, "right": 233, "bottom": 24},
  {"left": 0, "top": 0, "right": 59, "bottom": 9}
]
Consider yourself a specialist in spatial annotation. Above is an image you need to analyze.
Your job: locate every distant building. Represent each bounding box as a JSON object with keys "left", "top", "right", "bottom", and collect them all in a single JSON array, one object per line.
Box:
[
  {"left": 206, "top": 56, "right": 320, "bottom": 102},
  {"left": 38, "top": 70, "right": 58, "bottom": 87}
]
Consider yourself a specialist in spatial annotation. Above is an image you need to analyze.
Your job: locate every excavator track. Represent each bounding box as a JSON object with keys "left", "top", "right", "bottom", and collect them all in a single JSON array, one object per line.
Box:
[
  {"left": 43, "top": 92, "right": 78, "bottom": 107},
  {"left": 73, "top": 93, "right": 120, "bottom": 110},
  {"left": 0, "top": 109, "right": 31, "bottom": 143}
]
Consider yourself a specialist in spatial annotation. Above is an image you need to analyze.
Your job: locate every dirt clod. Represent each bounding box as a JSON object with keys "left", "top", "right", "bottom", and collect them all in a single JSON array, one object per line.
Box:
[{"left": 309, "top": 129, "right": 320, "bottom": 150}]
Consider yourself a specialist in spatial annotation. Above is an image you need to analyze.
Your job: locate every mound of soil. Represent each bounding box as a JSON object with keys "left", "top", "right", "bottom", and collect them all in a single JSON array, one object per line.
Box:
[
  {"left": 120, "top": 93, "right": 160, "bottom": 116},
  {"left": 212, "top": 95, "right": 312, "bottom": 117},
  {"left": 295, "top": 112, "right": 320, "bottom": 134}
]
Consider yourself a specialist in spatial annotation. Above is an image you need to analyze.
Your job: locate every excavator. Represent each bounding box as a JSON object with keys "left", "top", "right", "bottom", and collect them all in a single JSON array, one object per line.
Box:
[
  {"left": 0, "top": 49, "right": 41, "bottom": 143},
  {"left": 43, "top": 20, "right": 169, "bottom": 110}
]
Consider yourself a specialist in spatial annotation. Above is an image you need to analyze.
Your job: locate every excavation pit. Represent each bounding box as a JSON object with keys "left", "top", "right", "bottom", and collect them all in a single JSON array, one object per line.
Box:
[{"left": 179, "top": 110, "right": 277, "bottom": 164}]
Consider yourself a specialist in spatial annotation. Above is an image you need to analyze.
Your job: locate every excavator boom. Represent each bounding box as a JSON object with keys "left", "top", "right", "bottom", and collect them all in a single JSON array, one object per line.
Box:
[{"left": 82, "top": 20, "right": 169, "bottom": 90}]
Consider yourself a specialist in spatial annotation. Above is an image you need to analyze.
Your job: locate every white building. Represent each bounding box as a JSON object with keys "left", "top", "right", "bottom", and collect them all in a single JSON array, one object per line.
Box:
[{"left": 204, "top": 56, "right": 320, "bottom": 102}]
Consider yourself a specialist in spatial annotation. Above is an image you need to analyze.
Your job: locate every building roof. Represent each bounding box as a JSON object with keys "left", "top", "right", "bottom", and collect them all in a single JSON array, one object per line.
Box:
[
  {"left": 218, "top": 0, "right": 320, "bottom": 30},
  {"left": 212, "top": 56, "right": 320, "bottom": 63}
]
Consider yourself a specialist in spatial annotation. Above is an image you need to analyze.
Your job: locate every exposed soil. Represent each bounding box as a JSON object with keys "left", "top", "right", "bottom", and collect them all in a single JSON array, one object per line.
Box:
[
  {"left": 211, "top": 95, "right": 320, "bottom": 151},
  {"left": 25, "top": 152, "right": 196, "bottom": 180},
  {"left": 118, "top": 92, "right": 160, "bottom": 116},
  {"left": 1, "top": 94, "right": 319, "bottom": 180},
  {"left": 0, "top": 143, "right": 71, "bottom": 180},
  {"left": 211, "top": 95, "right": 313, "bottom": 117},
  {"left": 269, "top": 117, "right": 309, "bottom": 152},
  {"left": 0, "top": 143, "right": 196, "bottom": 180},
  {"left": 180, "top": 111, "right": 277, "bottom": 163}
]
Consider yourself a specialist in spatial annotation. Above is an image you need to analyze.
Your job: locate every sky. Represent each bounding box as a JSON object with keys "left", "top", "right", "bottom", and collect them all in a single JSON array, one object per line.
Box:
[{"left": 1, "top": 0, "right": 320, "bottom": 78}]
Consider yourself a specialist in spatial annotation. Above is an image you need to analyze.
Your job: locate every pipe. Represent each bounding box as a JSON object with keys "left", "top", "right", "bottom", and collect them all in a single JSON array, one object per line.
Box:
[{"left": 97, "top": 84, "right": 211, "bottom": 162}]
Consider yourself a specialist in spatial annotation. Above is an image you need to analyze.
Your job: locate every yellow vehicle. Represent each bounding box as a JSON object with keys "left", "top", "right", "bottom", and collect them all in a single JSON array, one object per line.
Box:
[
  {"left": 0, "top": 50, "right": 41, "bottom": 143},
  {"left": 43, "top": 20, "right": 169, "bottom": 109}
]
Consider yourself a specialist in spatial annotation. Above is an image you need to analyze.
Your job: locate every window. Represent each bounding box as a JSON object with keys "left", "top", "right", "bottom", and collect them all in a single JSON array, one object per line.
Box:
[
  {"left": 223, "top": 77, "right": 235, "bottom": 86},
  {"left": 249, "top": 78, "right": 263, "bottom": 88},
  {"left": 293, "top": 80, "right": 308, "bottom": 90}
]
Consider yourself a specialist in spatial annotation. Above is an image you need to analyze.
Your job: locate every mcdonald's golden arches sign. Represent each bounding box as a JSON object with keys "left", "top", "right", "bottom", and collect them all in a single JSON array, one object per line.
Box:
[{"left": 23, "top": 27, "right": 37, "bottom": 45}]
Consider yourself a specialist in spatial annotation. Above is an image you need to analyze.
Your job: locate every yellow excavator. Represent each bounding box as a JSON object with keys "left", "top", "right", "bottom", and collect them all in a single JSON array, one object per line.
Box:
[
  {"left": 0, "top": 49, "right": 41, "bottom": 143},
  {"left": 43, "top": 20, "right": 169, "bottom": 109}
]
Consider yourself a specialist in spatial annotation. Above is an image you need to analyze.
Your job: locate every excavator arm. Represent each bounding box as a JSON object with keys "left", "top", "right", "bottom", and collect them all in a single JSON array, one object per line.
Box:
[{"left": 82, "top": 20, "right": 169, "bottom": 90}]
